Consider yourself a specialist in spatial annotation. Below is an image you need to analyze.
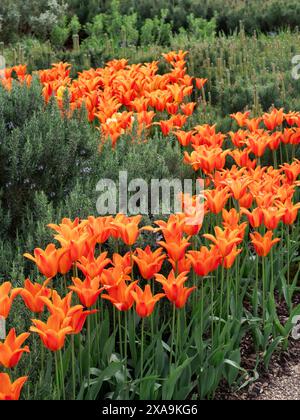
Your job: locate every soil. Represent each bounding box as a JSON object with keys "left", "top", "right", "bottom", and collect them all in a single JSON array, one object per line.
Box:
[{"left": 214, "top": 292, "right": 300, "bottom": 400}]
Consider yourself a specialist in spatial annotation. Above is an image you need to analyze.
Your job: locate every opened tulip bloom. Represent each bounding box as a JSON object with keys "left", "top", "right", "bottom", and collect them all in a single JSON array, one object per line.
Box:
[
  {"left": 203, "top": 227, "right": 241, "bottom": 258},
  {"left": 250, "top": 231, "right": 280, "bottom": 257},
  {"left": 77, "top": 252, "right": 111, "bottom": 279},
  {"left": 112, "top": 215, "right": 142, "bottom": 246},
  {"left": 69, "top": 276, "right": 104, "bottom": 308},
  {"left": 0, "top": 282, "right": 20, "bottom": 319},
  {"left": 131, "top": 285, "right": 165, "bottom": 318},
  {"left": 102, "top": 279, "right": 138, "bottom": 311},
  {"left": 0, "top": 373, "right": 27, "bottom": 400},
  {"left": 187, "top": 246, "right": 222, "bottom": 277},
  {"left": 133, "top": 246, "right": 166, "bottom": 280},
  {"left": 0, "top": 329, "right": 30, "bottom": 369},
  {"left": 24, "top": 244, "right": 61, "bottom": 278},
  {"left": 15, "top": 278, "right": 52, "bottom": 313},
  {"left": 155, "top": 270, "right": 196, "bottom": 308},
  {"left": 30, "top": 314, "right": 73, "bottom": 352}
]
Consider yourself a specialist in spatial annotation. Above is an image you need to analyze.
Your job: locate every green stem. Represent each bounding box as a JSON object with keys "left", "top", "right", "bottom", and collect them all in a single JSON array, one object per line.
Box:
[
  {"left": 55, "top": 351, "right": 60, "bottom": 400},
  {"left": 59, "top": 350, "right": 65, "bottom": 400},
  {"left": 87, "top": 316, "right": 91, "bottom": 399},
  {"left": 140, "top": 318, "right": 145, "bottom": 396},
  {"left": 170, "top": 304, "right": 176, "bottom": 370},
  {"left": 71, "top": 335, "right": 76, "bottom": 400}
]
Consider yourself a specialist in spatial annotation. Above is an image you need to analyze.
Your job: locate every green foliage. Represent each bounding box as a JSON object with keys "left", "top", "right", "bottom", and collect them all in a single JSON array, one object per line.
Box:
[{"left": 69, "top": 15, "right": 81, "bottom": 35}]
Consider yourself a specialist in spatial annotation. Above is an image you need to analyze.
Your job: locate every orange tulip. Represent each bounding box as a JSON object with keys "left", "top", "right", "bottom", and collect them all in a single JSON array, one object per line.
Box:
[
  {"left": 0, "top": 373, "right": 27, "bottom": 400},
  {"left": 262, "top": 206, "right": 285, "bottom": 230},
  {"left": 131, "top": 285, "right": 165, "bottom": 318},
  {"left": 112, "top": 252, "right": 132, "bottom": 275},
  {"left": 203, "top": 227, "right": 241, "bottom": 258},
  {"left": 174, "top": 130, "right": 193, "bottom": 146},
  {"left": 40, "top": 290, "right": 96, "bottom": 334},
  {"left": 0, "top": 329, "right": 30, "bottom": 369},
  {"left": 15, "top": 278, "right": 52, "bottom": 313},
  {"left": 277, "top": 199, "right": 300, "bottom": 225},
  {"left": 158, "top": 236, "right": 190, "bottom": 262},
  {"left": 112, "top": 215, "right": 142, "bottom": 246},
  {"left": 231, "top": 149, "right": 257, "bottom": 169},
  {"left": 241, "top": 207, "right": 264, "bottom": 228},
  {"left": 102, "top": 279, "right": 138, "bottom": 311},
  {"left": 169, "top": 256, "right": 192, "bottom": 274},
  {"left": 69, "top": 276, "right": 104, "bottom": 308},
  {"left": 195, "top": 78, "right": 208, "bottom": 90},
  {"left": 222, "top": 177, "right": 253, "bottom": 201},
  {"left": 0, "top": 282, "right": 20, "bottom": 319},
  {"left": 77, "top": 252, "right": 111, "bottom": 279},
  {"left": 263, "top": 108, "right": 284, "bottom": 131},
  {"left": 223, "top": 246, "right": 242, "bottom": 269},
  {"left": 181, "top": 102, "right": 196, "bottom": 116},
  {"left": 30, "top": 314, "right": 73, "bottom": 352},
  {"left": 187, "top": 246, "right": 222, "bottom": 277},
  {"left": 245, "top": 117, "right": 262, "bottom": 132},
  {"left": 24, "top": 244, "right": 62, "bottom": 278},
  {"left": 155, "top": 270, "right": 195, "bottom": 308},
  {"left": 205, "top": 187, "right": 231, "bottom": 214},
  {"left": 86, "top": 216, "right": 113, "bottom": 244},
  {"left": 250, "top": 231, "right": 280, "bottom": 257},
  {"left": 230, "top": 111, "right": 250, "bottom": 127},
  {"left": 133, "top": 246, "right": 166, "bottom": 280}
]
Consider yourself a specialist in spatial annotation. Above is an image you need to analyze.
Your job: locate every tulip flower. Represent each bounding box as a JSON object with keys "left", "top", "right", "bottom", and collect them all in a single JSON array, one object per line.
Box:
[
  {"left": 169, "top": 256, "right": 192, "bottom": 274},
  {"left": 245, "top": 117, "right": 262, "bottom": 132},
  {"left": 263, "top": 108, "right": 284, "bottom": 131},
  {"left": 133, "top": 246, "right": 166, "bottom": 280},
  {"left": 30, "top": 314, "right": 73, "bottom": 352},
  {"left": 246, "top": 134, "right": 270, "bottom": 157},
  {"left": 223, "top": 246, "right": 242, "bottom": 269},
  {"left": 69, "top": 276, "right": 104, "bottom": 308},
  {"left": 277, "top": 199, "right": 300, "bottom": 225},
  {"left": 241, "top": 207, "right": 264, "bottom": 228},
  {"left": 195, "top": 77, "right": 208, "bottom": 90},
  {"left": 205, "top": 187, "right": 231, "bottom": 214},
  {"left": 222, "top": 177, "right": 253, "bottom": 201},
  {"left": 250, "top": 231, "right": 280, "bottom": 257},
  {"left": 24, "top": 244, "right": 62, "bottom": 279},
  {"left": 77, "top": 252, "right": 111, "bottom": 279},
  {"left": 158, "top": 236, "right": 190, "bottom": 262},
  {"left": 0, "top": 329, "right": 30, "bottom": 369},
  {"left": 101, "top": 265, "right": 131, "bottom": 288},
  {"left": 112, "top": 252, "right": 132, "bottom": 275},
  {"left": 155, "top": 271, "right": 196, "bottom": 308},
  {"left": 174, "top": 130, "right": 193, "bottom": 146},
  {"left": 231, "top": 149, "right": 257, "bottom": 169},
  {"left": 230, "top": 111, "right": 251, "bottom": 127},
  {"left": 111, "top": 215, "right": 142, "bottom": 246},
  {"left": 187, "top": 246, "right": 222, "bottom": 277},
  {"left": 15, "top": 278, "right": 52, "bottom": 314},
  {"left": 181, "top": 102, "right": 196, "bottom": 116},
  {"left": 102, "top": 279, "right": 139, "bottom": 311},
  {"left": 86, "top": 216, "right": 113, "bottom": 244},
  {"left": 262, "top": 207, "right": 285, "bottom": 230},
  {"left": 131, "top": 285, "right": 165, "bottom": 318},
  {"left": 203, "top": 227, "right": 242, "bottom": 258},
  {"left": 0, "top": 282, "right": 20, "bottom": 319},
  {"left": 0, "top": 373, "right": 28, "bottom": 401}
]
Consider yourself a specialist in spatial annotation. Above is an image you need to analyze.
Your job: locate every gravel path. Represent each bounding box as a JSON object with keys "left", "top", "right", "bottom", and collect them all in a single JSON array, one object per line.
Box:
[{"left": 256, "top": 364, "right": 300, "bottom": 400}]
